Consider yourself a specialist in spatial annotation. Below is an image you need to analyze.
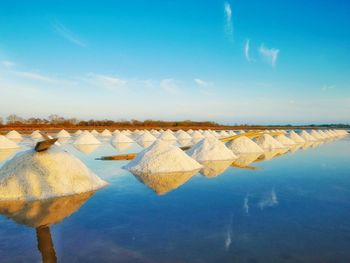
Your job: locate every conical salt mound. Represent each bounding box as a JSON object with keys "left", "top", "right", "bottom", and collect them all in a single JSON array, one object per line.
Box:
[
  {"left": 255, "top": 134, "right": 285, "bottom": 150},
  {"left": 74, "top": 131, "right": 101, "bottom": 145},
  {"left": 317, "top": 130, "right": 329, "bottom": 139},
  {"left": 287, "top": 131, "right": 305, "bottom": 144},
  {"left": 0, "top": 146, "right": 108, "bottom": 201},
  {"left": 123, "top": 140, "right": 202, "bottom": 174},
  {"left": 300, "top": 130, "right": 317, "bottom": 142},
  {"left": 90, "top": 130, "right": 99, "bottom": 136},
  {"left": 31, "top": 130, "right": 43, "bottom": 140},
  {"left": 226, "top": 136, "right": 264, "bottom": 154},
  {"left": 56, "top": 129, "right": 71, "bottom": 138},
  {"left": 101, "top": 129, "right": 112, "bottom": 137},
  {"left": 158, "top": 130, "right": 177, "bottom": 141},
  {"left": 137, "top": 131, "right": 157, "bottom": 142},
  {"left": 186, "top": 138, "right": 237, "bottom": 161},
  {"left": 187, "top": 129, "right": 194, "bottom": 134},
  {"left": 228, "top": 131, "right": 237, "bottom": 136},
  {"left": 74, "top": 130, "right": 83, "bottom": 135},
  {"left": 151, "top": 130, "right": 161, "bottom": 137},
  {"left": 310, "top": 130, "right": 324, "bottom": 140},
  {"left": 202, "top": 130, "right": 215, "bottom": 138},
  {"left": 6, "top": 130, "right": 22, "bottom": 140},
  {"left": 191, "top": 131, "right": 204, "bottom": 139},
  {"left": 275, "top": 134, "right": 296, "bottom": 146},
  {"left": 112, "top": 133, "right": 134, "bottom": 143},
  {"left": 0, "top": 135, "right": 19, "bottom": 149},
  {"left": 176, "top": 130, "right": 192, "bottom": 140},
  {"left": 219, "top": 131, "right": 229, "bottom": 138}
]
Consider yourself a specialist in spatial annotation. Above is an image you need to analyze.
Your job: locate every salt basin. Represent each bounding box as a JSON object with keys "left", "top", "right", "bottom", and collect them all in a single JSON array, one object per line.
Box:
[
  {"left": 275, "top": 134, "right": 297, "bottom": 146},
  {"left": 255, "top": 134, "right": 286, "bottom": 150},
  {"left": 6, "top": 130, "right": 22, "bottom": 140},
  {"left": 112, "top": 133, "right": 134, "bottom": 143},
  {"left": 74, "top": 131, "right": 101, "bottom": 145},
  {"left": 0, "top": 135, "right": 19, "bottom": 149},
  {"left": 287, "top": 131, "right": 305, "bottom": 144},
  {"left": 0, "top": 146, "right": 107, "bottom": 201},
  {"left": 123, "top": 140, "right": 202, "bottom": 174},
  {"left": 226, "top": 136, "right": 264, "bottom": 154},
  {"left": 56, "top": 129, "right": 71, "bottom": 138},
  {"left": 187, "top": 138, "right": 237, "bottom": 161}
]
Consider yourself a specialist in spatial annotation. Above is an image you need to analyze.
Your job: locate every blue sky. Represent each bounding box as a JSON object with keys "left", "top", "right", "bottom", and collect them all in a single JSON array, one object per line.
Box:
[{"left": 0, "top": 0, "right": 349, "bottom": 124}]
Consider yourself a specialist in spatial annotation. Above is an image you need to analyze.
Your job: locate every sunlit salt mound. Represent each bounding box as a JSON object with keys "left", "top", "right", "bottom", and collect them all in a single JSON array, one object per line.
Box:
[
  {"left": 219, "top": 130, "right": 229, "bottom": 138},
  {"left": 200, "top": 160, "right": 233, "bottom": 177},
  {"left": 123, "top": 140, "right": 202, "bottom": 174},
  {"left": 74, "top": 130, "right": 83, "bottom": 135},
  {"left": 300, "top": 130, "right": 317, "bottom": 142},
  {"left": 0, "top": 135, "right": 19, "bottom": 149},
  {"left": 158, "top": 130, "right": 177, "bottom": 141},
  {"left": 186, "top": 137, "right": 237, "bottom": 161},
  {"left": 31, "top": 130, "right": 44, "bottom": 140},
  {"left": 226, "top": 136, "right": 264, "bottom": 154},
  {"left": 191, "top": 130, "right": 204, "bottom": 139},
  {"left": 255, "top": 134, "right": 285, "bottom": 150},
  {"left": 90, "top": 130, "right": 99, "bottom": 136},
  {"left": 0, "top": 146, "right": 107, "bottom": 201},
  {"left": 325, "top": 130, "right": 337, "bottom": 138},
  {"left": 137, "top": 131, "right": 157, "bottom": 142},
  {"left": 101, "top": 129, "right": 112, "bottom": 137},
  {"left": 275, "top": 134, "right": 296, "bottom": 146},
  {"left": 175, "top": 130, "right": 192, "bottom": 140},
  {"left": 111, "top": 133, "right": 134, "bottom": 143},
  {"left": 0, "top": 191, "right": 95, "bottom": 228},
  {"left": 309, "top": 130, "right": 324, "bottom": 140},
  {"left": 56, "top": 129, "right": 71, "bottom": 138},
  {"left": 151, "top": 130, "right": 161, "bottom": 137},
  {"left": 287, "top": 131, "right": 305, "bottom": 144},
  {"left": 187, "top": 129, "right": 194, "bottom": 135},
  {"left": 74, "top": 131, "right": 101, "bottom": 145},
  {"left": 228, "top": 130, "right": 237, "bottom": 136},
  {"left": 6, "top": 130, "right": 22, "bottom": 140},
  {"left": 202, "top": 130, "right": 215, "bottom": 138}
]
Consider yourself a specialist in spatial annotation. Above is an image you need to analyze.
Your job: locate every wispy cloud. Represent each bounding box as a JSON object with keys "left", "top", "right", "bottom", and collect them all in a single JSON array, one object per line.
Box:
[
  {"left": 2, "top": 61, "right": 15, "bottom": 68},
  {"left": 224, "top": 2, "right": 233, "bottom": 41},
  {"left": 322, "top": 84, "right": 336, "bottom": 91},
  {"left": 194, "top": 78, "right": 209, "bottom": 87},
  {"left": 52, "top": 21, "right": 86, "bottom": 47},
  {"left": 12, "top": 71, "right": 56, "bottom": 82},
  {"left": 87, "top": 73, "right": 127, "bottom": 90},
  {"left": 244, "top": 39, "right": 253, "bottom": 62},
  {"left": 259, "top": 44, "right": 279, "bottom": 67},
  {"left": 160, "top": 79, "right": 178, "bottom": 94}
]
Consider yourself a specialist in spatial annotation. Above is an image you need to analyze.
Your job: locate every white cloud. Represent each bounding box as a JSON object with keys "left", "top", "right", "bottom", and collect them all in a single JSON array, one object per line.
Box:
[
  {"left": 259, "top": 44, "right": 279, "bottom": 67},
  {"left": 194, "top": 78, "right": 209, "bottom": 87},
  {"left": 12, "top": 71, "right": 56, "bottom": 82},
  {"left": 87, "top": 73, "right": 127, "bottom": 90},
  {"left": 52, "top": 21, "right": 86, "bottom": 47},
  {"left": 160, "top": 79, "right": 178, "bottom": 94},
  {"left": 224, "top": 2, "right": 233, "bottom": 41},
  {"left": 2, "top": 61, "right": 15, "bottom": 68},
  {"left": 244, "top": 39, "right": 252, "bottom": 62},
  {"left": 322, "top": 84, "right": 335, "bottom": 91}
]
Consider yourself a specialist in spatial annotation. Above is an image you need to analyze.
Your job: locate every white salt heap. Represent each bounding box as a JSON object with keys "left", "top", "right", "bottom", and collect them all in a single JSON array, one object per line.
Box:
[
  {"left": 228, "top": 131, "right": 237, "bottom": 136},
  {"left": 74, "top": 130, "right": 83, "bottom": 135},
  {"left": 112, "top": 133, "right": 134, "bottom": 143},
  {"left": 186, "top": 137, "right": 237, "bottom": 161},
  {"left": 0, "top": 136, "right": 19, "bottom": 149},
  {"left": 300, "top": 130, "right": 317, "bottom": 142},
  {"left": 74, "top": 131, "right": 101, "bottom": 145},
  {"left": 123, "top": 140, "right": 202, "bottom": 174},
  {"left": 275, "top": 134, "right": 296, "bottom": 146},
  {"left": 187, "top": 129, "right": 194, "bottom": 134},
  {"left": 226, "top": 136, "right": 264, "bottom": 154},
  {"left": 0, "top": 146, "right": 107, "bottom": 201},
  {"left": 56, "top": 129, "right": 71, "bottom": 138},
  {"left": 191, "top": 131, "right": 204, "bottom": 139},
  {"left": 137, "top": 131, "right": 157, "bottom": 142},
  {"left": 317, "top": 130, "right": 329, "bottom": 139},
  {"left": 310, "top": 130, "right": 323, "bottom": 140},
  {"left": 287, "top": 131, "right": 305, "bottom": 144},
  {"left": 6, "top": 131, "right": 22, "bottom": 140},
  {"left": 219, "top": 131, "right": 229, "bottom": 138},
  {"left": 202, "top": 130, "right": 215, "bottom": 138},
  {"left": 255, "top": 134, "right": 285, "bottom": 150},
  {"left": 31, "top": 130, "right": 44, "bottom": 140},
  {"left": 175, "top": 130, "right": 192, "bottom": 140},
  {"left": 90, "top": 130, "right": 99, "bottom": 136},
  {"left": 151, "top": 130, "right": 161, "bottom": 137},
  {"left": 101, "top": 129, "right": 112, "bottom": 137},
  {"left": 158, "top": 130, "right": 177, "bottom": 141}
]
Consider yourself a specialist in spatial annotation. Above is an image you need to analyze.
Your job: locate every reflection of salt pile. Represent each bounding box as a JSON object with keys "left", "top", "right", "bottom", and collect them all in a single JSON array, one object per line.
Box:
[
  {"left": 0, "top": 146, "right": 107, "bottom": 201},
  {"left": 257, "top": 148, "right": 289, "bottom": 161},
  {"left": 176, "top": 130, "right": 192, "bottom": 140},
  {"left": 226, "top": 136, "right": 264, "bottom": 154},
  {"left": 187, "top": 138, "right": 237, "bottom": 161},
  {"left": 112, "top": 133, "right": 134, "bottom": 143},
  {"left": 287, "top": 131, "right": 305, "bottom": 143},
  {"left": 200, "top": 160, "right": 233, "bottom": 177},
  {"left": 74, "top": 131, "right": 101, "bottom": 145},
  {"left": 255, "top": 134, "right": 285, "bottom": 150},
  {"left": 300, "top": 130, "right": 317, "bottom": 142},
  {"left": 0, "top": 135, "right": 19, "bottom": 149},
  {"left": 56, "top": 129, "right": 71, "bottom": 138},
  {"left": 31, "top": 130, "right": 44, "bottom": 140},
  {"left": 6, "top": 130, "right": 22, "bottom": 140},
  {"left": 275, "top": 134, "right": 296, "bottom": 146},
  {"left": 158, "top": 130, "right": 177, "bottom": 141},
  {"left": 232, "top": 153, "right": 261, "bottom": 167},
  {"left": 101, "top": 129, "right": 112, "bottom": 137},
  {"left": 123, "top": 140, "right": 202, "bottom": 174}
]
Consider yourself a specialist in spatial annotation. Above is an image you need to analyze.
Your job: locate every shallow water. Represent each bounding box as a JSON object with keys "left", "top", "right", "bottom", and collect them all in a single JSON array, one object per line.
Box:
[{"left": 0, "top": 136, "right": 350, "bottom": 262}]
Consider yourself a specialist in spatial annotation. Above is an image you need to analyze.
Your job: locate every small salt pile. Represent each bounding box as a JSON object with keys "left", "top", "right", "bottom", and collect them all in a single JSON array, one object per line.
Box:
[
  {"left": 187, "top": 129, "right": 194, "bottom": 135},
  {"left": 176, "top": 130, "right": 192, "bottom": 140},
  {"left": 112, "top": 133, "right": 134, "bottom": 143},
  {"left": 255, "top": 134, "right": 285, "bottom": 150},
  {"left": 238, "top": 130, "right": 246, "bottom": 134},
  {"left": 31, "top": 130, "right": 44, "bottom": 140},
  {"left": 202, "top": 130, "right": 215, "bottom": 138},
  {"left": 219, "top": 131, "right": 229, "bottom": 138},
  {"left": 158, "top": 130, "right": 177, "bottom": 141},
  {"left": 300, "top": 130, "right": 317, "bottom": 142},
  {"left": 275, "top": 134, "right": 296, "bottom": 146},
  {"left": 101, "top": 129, "right": 112, "bottom": 137},
  {"left": 317, "top": 130, "right": 329, "bottom": 139},
  {"left": 310, "top": 130, "right": 324, "bottom": 140},
  {"left": 74, "top": 130, "right": 83, "bottom": 136},
  {"left": 90, "top": 130, "right": 99, "bottom": 136},
  {"left": 137, "top": 131, "right": 157, "bottom": 142},
  {"left": 151, "top": 130, "right": 161, "bottom": 137},
  {"left": 191, "top": 131, "right": 204, "bottom": 139},
  {"left": 186, "top": 137, "right": 237, "bottom": 161},
  {"left": 123, "top": 140, "right": 202, "bottom": 174},
  {"left": 228, "top": 131, "right": 237, "bottom": 136},
  {"left": 56, "top": 129, "right": 71, "bottom": 138},
  {"left": 6, "top": 131, "right": 22, "bottom": 140},
  {"left": 226, "top": 136, "right": 264, "bottom": 154},
  {"left": 287, "top": 131, "right": 305, "bottom": 144},
  {"left": 0, "top": 135, "right": 19, "bottom": 149},
  {"left": 326, "top": 130, "right": 337, "bottom": 137},
  {"left": 74, "top": 131, "right": 101, "bottom": 145},
  {"left": 0, "top": 146, "right": 107, "bottom": 201}
]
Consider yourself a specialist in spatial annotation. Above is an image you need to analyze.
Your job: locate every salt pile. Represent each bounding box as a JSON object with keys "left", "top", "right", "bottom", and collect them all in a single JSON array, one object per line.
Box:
[
  {"left": 101, "top": 129, "right": 112, "bottom": 137},
  {"left": 317, "top": 130, "right": 329, "bottom": 139},
  {"left": 175, "top": 130, "right": 192, "bottom": 140},
  {"left": 90, "top": 130, "right": 99, "bottom": 136},
  {"left": 287, "top": 131, "right": 305, "bottom": 144},
  {"left": 187, "top": 137, "right": 237, "bottom": 161},
  {"left": 191, "top": 131, "right": 204, "bottom": 139},
  {"left": 74, "top": 144, "right": 100, "bottom": 155},
  {"left": 238, "top": 130, "right": 246, "bottom": 134},
  {"left": 219, "top": 131, "right": 229, "bottom": 138},
  {"left": 187, "top": 129, "right": 194, "bottom": 135},
  {"left": 255, "top": 134, "right": 285, "bottom": 150},
  {"left": 123, "top": 140, "right": 202, "bottom": 174},
  {"left": 151, "top": 130, "right": 161, "bottom": 137},
  {"left": 31, "top": 130, "right": 44, "bottom": 140},
  {"left": 226, "top": 136, "right": 264, "bottom": 154},
  {"left": 228, "top": 131, "right": 237, "bottom": 136},
  {"left": 0, "top": 136, "right": 19, "bottom": 149},
  {"left": 202, "top": 130, "right": 215, "bottom": 138},
  {"left": 56, "top": 129, "right": 71, "bottom": 138},
  {"left": 137, "top": 131, "right": 157, "bottom": 142},
  {"left": 300, "top": 130, "right": 317, "bottom": 142},
  {"left": 112, "top": 133, "right": 134, "bottom": 143},
  {"left": 0, "top": 146, "right": 107, "bottom": 201},
  {"left": 310, "top": 130, "right": 323, "bottom": 140},
  {"left": 113, "top": 130, "right": 120, "bottom": 135},
  {"left": 74, "top": 130, "right": 83, "bottom": 135},
  {"left": 158, "top": 130, "right": 177, "bottom": 141},
  {"left": 275, "top": 134, "right": 296, "bottom": 146},
  {"left": 6, "top": 131, "right": 22, "bottom": 140},
  {"left": 74, "top": 131, "right": 101, "bottom": 145}
]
